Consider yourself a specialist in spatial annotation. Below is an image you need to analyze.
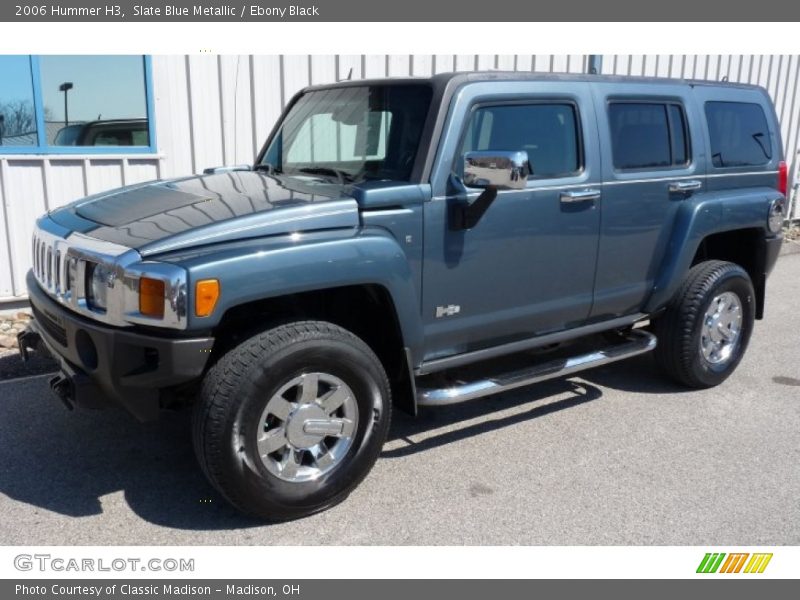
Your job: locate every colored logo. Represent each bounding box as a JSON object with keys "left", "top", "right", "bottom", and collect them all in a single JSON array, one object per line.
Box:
[{"left": 696, "top": 552, "right": 773, "bottom": 574}]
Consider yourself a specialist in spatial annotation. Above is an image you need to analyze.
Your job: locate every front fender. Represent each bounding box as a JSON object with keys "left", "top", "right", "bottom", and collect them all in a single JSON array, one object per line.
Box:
[
  {"left": 165, "top": 228, "right": 424, "bottom": 358},
  {"left": 645, "top": 187, "right": 780, "bottom": 313}
]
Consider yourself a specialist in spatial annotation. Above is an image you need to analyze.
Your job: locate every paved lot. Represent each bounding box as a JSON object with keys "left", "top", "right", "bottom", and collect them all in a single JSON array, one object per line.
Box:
[{"left": 1, "top": 253, "right": 799, "bottom": 546}]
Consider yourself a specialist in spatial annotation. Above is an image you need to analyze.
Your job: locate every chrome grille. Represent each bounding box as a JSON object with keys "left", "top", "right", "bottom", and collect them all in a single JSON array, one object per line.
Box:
[{"left": 32, "top": 232, "right": 72, "bottom": 300}]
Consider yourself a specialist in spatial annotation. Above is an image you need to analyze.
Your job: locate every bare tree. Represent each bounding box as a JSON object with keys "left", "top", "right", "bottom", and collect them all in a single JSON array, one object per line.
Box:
[{"left": 0, "top": 100, "right": 38, "bottom": 137}]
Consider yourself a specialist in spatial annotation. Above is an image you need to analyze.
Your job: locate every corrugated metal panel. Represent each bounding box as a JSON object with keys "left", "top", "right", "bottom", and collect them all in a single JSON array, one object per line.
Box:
[
  {"left": 152, "top": 55, "right": 193, "bottom": 177},
  {"left": 2, "top": 159, "right": 47, "bottom": 297},
  {"left": 0, "top": 159, "right": 14, "bottom": 298},
  {"left": 2, "top": 53, "right": 800, "bottom": 303},
  {"left": 85, "top": 160, "right": 124, "bottom": 195},
  {"left": 47, "top": 160, "right": 86, "bottom": 208}
]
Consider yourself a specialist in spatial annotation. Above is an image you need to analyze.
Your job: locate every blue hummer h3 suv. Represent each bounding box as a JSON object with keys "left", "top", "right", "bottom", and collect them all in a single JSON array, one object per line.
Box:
[{"left": 20, "top": 72, "right": 787, "bottom": 520}]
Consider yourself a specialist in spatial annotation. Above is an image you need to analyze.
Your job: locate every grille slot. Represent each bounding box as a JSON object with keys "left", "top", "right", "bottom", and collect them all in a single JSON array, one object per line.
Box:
[
  {"left": 40, "top": 242, "right": 46, "bottom": 281},
  {"left": 46, "top": 247, "right": 53, "bottom": 287},
  {"left": 55, "top": 251, "right": 62, "bottom": 292},
  {"left": 31, "top": 305, "right": 68, "bottom": 348}
]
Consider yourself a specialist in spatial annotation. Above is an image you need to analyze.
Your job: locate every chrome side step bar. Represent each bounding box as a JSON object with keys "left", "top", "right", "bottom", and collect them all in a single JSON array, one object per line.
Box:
[{"left": 416, "top": 329, "right": 657, "bottom": 406}]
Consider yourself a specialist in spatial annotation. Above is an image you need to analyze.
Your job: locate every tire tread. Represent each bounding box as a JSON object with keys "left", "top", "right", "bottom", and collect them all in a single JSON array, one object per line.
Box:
[
  {"left": 192, "top": 320, "right": 390, "bottom": 519},
  {"left": 653, "top": 260, "right": 753, "bottom": 388}
]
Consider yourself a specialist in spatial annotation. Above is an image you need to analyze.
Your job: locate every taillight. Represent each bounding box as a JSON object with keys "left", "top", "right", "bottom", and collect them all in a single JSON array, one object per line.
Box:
[{"left": 778, "top": 160, "right": 788, "bottom": 196}]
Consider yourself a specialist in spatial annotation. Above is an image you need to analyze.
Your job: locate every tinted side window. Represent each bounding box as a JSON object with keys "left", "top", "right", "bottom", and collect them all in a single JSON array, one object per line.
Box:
[
  {"left": 668, "top": 105, "right": 689, "bottom": 166},
  {"left": 705, "top": 101, "right": 772, "bottom": 168},
  {"left": 461, "top": 103, "right": 581, "bottom": 179},
  {"left": 609, "top": 102, "right": 689, "bottom": 170}
]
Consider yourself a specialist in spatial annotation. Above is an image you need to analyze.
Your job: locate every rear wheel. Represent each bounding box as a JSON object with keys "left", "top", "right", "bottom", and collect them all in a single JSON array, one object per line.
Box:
[
  {"left": 653, "top": 260, "right": 755, "bottom": 388},
  {"left": 193, "top": 320, "right": 391, "bottom": 521}
]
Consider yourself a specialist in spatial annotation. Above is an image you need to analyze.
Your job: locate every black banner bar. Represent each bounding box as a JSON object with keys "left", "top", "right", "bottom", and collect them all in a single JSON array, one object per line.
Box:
[
  {"left": 2, "top": 0, "right": 800, "bottom": 22},
  {"left": 3, "top": 580, "right": 799, "bottom": 600}
]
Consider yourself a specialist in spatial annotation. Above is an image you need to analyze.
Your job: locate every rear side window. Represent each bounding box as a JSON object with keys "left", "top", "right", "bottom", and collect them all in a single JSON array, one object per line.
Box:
[
  {"left": 608, "top": 102, "right": 689, "bottom": 170},
  {"left": 460, "top": 103, "right": 581, "bottom": 179},
  {"left": 705, "top": 101, "right": 772, "bottom": 168}
]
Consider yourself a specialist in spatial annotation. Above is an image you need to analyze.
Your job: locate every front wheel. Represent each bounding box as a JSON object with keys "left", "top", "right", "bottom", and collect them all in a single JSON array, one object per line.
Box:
[
  {"left": 653, "top": 260, "right": 755, "bottom": 388},
  {"left": 192, "top": 321, "right": 391, "bottom": 521}
]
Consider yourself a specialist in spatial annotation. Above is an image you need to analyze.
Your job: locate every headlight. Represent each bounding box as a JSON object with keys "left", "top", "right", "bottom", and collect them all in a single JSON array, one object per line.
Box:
[
  {"left": 86, "top": 262, "right": 115, "bottom": 311},
  {"left": 768, "top": 197, "right": 785, "bottom": 234}
]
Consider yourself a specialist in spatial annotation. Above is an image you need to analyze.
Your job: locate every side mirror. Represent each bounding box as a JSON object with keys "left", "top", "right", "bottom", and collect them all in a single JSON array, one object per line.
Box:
[
  {"left": 451, "top": 150, "right": 530, "bottom": 230},
  {"left": 463, "top": 150, "right": 531, "bottom": 190}
]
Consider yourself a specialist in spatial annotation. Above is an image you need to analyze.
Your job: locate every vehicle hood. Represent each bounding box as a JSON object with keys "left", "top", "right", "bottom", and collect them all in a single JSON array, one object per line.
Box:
[{"left": 48, "top": 171, "right": 360, "bottom": 256}]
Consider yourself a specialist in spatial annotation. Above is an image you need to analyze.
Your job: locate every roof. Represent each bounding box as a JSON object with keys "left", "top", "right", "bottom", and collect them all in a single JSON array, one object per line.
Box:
[{"left": 305, "top": 70, "right": 764, "bottom": 93}]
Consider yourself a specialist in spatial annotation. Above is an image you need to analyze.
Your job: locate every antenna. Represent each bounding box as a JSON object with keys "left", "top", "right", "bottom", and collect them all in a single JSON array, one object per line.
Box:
[{"left": 337, "top": 68, "right": 355, "bottom": 83}]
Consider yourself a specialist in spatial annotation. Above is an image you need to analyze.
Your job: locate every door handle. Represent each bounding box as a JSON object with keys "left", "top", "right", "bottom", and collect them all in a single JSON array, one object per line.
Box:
[
  {"left": 668, "top": 180, "right": 702, "bottom": 193},
  {"left": 559, "top": 189, "right": 601, "bottom": 204}
]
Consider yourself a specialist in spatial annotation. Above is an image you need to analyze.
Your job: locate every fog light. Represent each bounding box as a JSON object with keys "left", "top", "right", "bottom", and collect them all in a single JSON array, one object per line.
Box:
[
  {"left": 139, "top": 277, "right": 165, "bottom": 319},
  {"left": 195, "top": 279, "right": 220, "bottom": 317}
]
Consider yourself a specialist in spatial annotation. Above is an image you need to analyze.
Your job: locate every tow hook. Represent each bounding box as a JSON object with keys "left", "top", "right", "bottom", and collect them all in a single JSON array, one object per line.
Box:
[
  {"left": 49, "top": 373, "right": 76, "bottom": 411},
  {"left": 17, "top": 328, "right": 42, "bottom": 362}
]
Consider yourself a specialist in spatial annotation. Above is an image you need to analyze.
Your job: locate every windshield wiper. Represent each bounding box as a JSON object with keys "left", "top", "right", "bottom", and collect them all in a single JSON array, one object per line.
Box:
[
  {"left": 752, "top": 132, "right": 771, "bottom": 159},
  {"left": 294, "top": 166, "right": 354, "bottom": 184}
]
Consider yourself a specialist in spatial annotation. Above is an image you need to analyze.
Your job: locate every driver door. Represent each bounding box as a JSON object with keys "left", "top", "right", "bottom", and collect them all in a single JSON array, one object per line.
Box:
[{"left": 421, "top": 83, "right": 602, "bottom": 363}]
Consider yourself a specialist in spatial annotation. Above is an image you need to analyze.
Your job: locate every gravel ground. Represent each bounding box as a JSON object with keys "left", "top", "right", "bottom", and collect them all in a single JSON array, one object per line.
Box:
[{"left": 0, "top": 253, "right": 798, "bottom": 545}]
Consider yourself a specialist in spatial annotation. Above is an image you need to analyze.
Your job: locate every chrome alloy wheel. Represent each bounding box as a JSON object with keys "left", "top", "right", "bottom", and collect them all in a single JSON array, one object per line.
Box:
[
  {"left": 700, "top": 291, "right": 743, "bottom": 365},
  {"left": 256, "top": 372, "right": 358, "bottom": 483}
]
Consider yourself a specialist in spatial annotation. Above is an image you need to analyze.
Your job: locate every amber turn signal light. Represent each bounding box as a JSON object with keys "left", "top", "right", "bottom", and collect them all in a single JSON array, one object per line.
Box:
[
  {"left": 139, "top": 277, "right": 165, "bottom": 319},
  {"left": 195, "top": 279, "right": 220, "bottom": 317}
]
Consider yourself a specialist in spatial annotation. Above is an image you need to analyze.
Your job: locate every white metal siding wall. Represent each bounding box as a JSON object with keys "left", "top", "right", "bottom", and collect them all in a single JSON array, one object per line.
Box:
[{"left": 1, "top": 54, "right": 799, "bottom": 303}]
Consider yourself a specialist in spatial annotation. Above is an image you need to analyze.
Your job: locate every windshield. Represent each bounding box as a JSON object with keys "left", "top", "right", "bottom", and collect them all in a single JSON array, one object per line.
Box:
[{"left": 261, "top": 84, "right": 433, "bottom": 183}]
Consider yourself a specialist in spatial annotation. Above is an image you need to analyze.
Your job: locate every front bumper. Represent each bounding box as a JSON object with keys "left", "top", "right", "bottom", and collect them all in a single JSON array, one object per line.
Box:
[{"left": 23, "top": 270, "right": 214, "bottom": 421}]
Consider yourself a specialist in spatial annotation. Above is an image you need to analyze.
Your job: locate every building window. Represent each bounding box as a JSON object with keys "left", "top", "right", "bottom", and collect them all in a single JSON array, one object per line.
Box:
[
  {"left": 0, "top": 56, "right": 38, "bottom": 147},
  {"left": 0, "top": 55, "right": 155, "bottom": 154}
]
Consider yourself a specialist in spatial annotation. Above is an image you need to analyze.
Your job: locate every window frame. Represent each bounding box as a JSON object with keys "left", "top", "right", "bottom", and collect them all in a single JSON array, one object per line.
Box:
[
  {"left": 606, "top": 98, "right": 692, "bottom": 173},
  {"left": 704, "top": 100, "right": 772, "bottom": 170},
  {"left": 452, "top": 98, "right": 586, "bottom": 182},
  {"left": 0, "top": 55, "right": 157, "bottom": 155}
]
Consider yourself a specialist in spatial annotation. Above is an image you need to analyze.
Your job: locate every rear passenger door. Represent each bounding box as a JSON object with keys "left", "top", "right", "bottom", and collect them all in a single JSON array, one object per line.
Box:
[{"left": 590, "top": 83, "right": 704, "bottom": 320}]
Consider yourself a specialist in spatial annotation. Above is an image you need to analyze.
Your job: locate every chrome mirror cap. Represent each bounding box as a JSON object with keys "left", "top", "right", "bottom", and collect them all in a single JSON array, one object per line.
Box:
[{"left": 463, "top": 150, "right": 531, "bottom": 190}]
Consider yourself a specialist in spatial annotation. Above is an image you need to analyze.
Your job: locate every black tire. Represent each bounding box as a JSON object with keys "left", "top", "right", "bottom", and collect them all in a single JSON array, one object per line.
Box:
[
  {"left": 653, "top": 260, "right": 755, "bottom": 388},
  {"left": 192, "top": 320, "right": 391, "bottom": 521}
]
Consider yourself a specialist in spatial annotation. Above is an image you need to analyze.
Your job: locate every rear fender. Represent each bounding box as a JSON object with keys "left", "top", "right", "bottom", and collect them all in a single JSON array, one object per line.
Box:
[{"left": 645, "top": 187, "right": 780, "bottom": 313}]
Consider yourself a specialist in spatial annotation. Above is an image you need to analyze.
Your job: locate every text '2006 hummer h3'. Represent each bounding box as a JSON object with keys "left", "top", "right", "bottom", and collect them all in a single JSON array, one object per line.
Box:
[{"left": 20, "top": 72, "right": 787, "bottom": 520}]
